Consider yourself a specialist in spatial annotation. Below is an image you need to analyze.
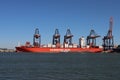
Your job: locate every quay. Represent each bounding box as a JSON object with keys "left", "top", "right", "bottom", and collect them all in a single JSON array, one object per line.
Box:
[{"left": 0, "top": 48, "right": 15, "bottom": 52}]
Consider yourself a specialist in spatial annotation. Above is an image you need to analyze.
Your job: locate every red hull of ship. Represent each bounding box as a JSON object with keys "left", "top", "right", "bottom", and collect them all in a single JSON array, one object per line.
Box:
[{"left": 16, "top": 46, "right": 102, "bottom": 53}]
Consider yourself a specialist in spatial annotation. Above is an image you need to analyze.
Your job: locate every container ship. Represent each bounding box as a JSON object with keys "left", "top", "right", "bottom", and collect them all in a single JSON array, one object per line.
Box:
[
  {"left": 16, "top": 17, "right": 116, "bottom": 53},
  {"left": 16, "top": 28, "right": 103, "bottom": 53}
]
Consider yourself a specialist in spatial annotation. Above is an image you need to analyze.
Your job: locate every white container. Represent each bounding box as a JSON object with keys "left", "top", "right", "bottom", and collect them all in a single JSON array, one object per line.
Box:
[
  {"left": 65, "top": 43, "right": 68, "bottom": 48},
  {"left": 87, "top": 45, "right": 90, "bottom": 48},
  {"left": 52, "top": 45, "right": 56, "bottom": 48},
  {"left": 69, "top": 45, "right": 73, "bottom": 48},
  {"left": 61, "top": 45, "right": 63, "bottom": 48},
  {"left": 48, "top": 44, "right": 52, "bottom": 47},
  {"left": 73, "top": 45, "right": 77, "bottom": 48},
  {"left": 72, "top": 43, "right": 77, "bottom": 48},
  {"left": 73, "top": 43, "right": 77, "bottom": 46},
  {"left": 43, "top": 45, "right": 47, "bottom": 47},
  {"left": 99, "top": 46, "right": 103, "bottom": 48}
]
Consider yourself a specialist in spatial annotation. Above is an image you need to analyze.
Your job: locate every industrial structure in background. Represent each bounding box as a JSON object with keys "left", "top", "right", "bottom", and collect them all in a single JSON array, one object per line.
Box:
[
  {"left": 33, "top": 28, "right": 41, "bottom": 47},
  {"left": 52, "top": 29, "right": 60, "bottom": 48},
  {"left": 103, "top": 17, "right": 114, "bottom": 51},
  {"left": 63, "top": 29, "right": 73, "bottom": 48},
  {"left": 86, "top": 29, "right": 100, "bottom": 48}
]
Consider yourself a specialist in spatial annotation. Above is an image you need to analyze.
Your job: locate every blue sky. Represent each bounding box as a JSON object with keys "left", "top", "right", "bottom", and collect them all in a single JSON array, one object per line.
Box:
[{"left": 0, "top": 0, "right": 120, "bottom": 49}]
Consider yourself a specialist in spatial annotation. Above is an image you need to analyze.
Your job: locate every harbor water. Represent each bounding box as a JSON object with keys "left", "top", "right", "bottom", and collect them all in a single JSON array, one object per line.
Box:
[{"left": 0, "top": 52, "right": 120, "bottom": 80}]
